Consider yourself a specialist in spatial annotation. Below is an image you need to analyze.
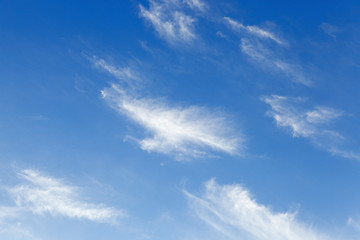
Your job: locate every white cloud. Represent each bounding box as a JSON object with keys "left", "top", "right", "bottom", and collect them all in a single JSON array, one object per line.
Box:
[
  {"left": 139, "top": 0, "right": 197, "bottom": 45},
  {"left": 216, "top": 31, "right": 227, "bottom": 39},
  {"left": 8, "top": 169, "right": 125, "bottom": 224},
  {"left": 101, "top": 84, "right": 242, "bottom": 160},
  {"left": 183, "top": 0, "right": 207, "bottom": 12},
  {"left": 224, "top": 17, "right": 284, "bottom": 45},
  {"left": 262, "top": 95, "right": 360, "bottom": 160},
  {"left": 240, "top": 39, "right": 311, "bottom": 86},
  {"left": 328, "top": 148, "right": 360, "bottom": 161},
  {"left": 90, "top": 56, "right": 139, "bottom": 83},
  {"left": 0, "top": 222, "right": 38, "bottom": 240},
  {"left": 262, "top": 95, "right": 342, "bottom": 138},
  {"left": 185, "top": 179, "right": 330, "bottom": 240}
]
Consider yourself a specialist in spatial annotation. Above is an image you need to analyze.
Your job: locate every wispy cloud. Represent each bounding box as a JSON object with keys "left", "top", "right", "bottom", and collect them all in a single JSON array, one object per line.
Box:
[
  {"left": 139, "top": 0, "right": 197, "bottom": 45},
  {"left": 101, "top": 84, "right": 242, "bottom": 160},
  {"left": 320, "top": 23, "right": 340, "bottom": 40},
  {"left": 224, "top": 17, "right": 284, "bottom": 45},
  {"left": 262, "top": 95, "right": 360, "bottom": 160},
  {"left": 7, "top": 169, "right": 125, "bottom": 224},
  {"left": 240, "top": 39, "right": 312, "bottom": 86},
  {"left": 348, "top": 217, "right": 360, "bottom": 232},
  {"left": 89, "top": 55, "right": 140, "bottom": 83},
  {"left": 262, "top": 95, "right": 342, "bottom": 138},
  {"left": 221, "top": 17, "right": 312, "bottom": 86},
  {"left": 328, "top": 148, "right": 360, "bottom": 161},
  {"left": 185, "top": 179, "right": 330, "bottom": 240},
  {"left": 183, "top": 0, "right": 207, "bottom": 12},
  {"left": 0, "top": 222, "right": 38, "bottom": 240},
  {"left": 0, "top": 206, "right": 22, "bottom": 222}
]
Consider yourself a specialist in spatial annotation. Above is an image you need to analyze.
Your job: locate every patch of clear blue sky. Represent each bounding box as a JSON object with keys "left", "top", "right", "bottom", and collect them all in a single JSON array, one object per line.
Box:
[{"left": 1, "top": 0, "right": 360, "bottom": 239}]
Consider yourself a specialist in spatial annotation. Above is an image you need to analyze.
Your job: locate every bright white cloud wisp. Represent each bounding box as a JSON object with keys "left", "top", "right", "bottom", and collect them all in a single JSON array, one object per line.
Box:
[
  {"left": 185, "top": 179, "right": 330, "bottom": 240},
  {"left": 224, "top": 17, "right": 284, "bottom": 45},
  {"left": 183, "top": 0, "right": 207, "bottom": 12},
  {"left": 8, "top": 169, "right": 125, "bottom": 223},
  {"left": 262, "top": 95, "right": 360, "bottom": 160},
  {"left": 139, "top": 0, "right": 197, "bottom": 45},
  {"left": 262, "top": 95, "right": 342, "bottom": 138},
  {"left": 90, "top": 56, "right": 139, "bottom": 83},
  {"left": 101, "top": 84, "right": 242, "bottom": 160}
]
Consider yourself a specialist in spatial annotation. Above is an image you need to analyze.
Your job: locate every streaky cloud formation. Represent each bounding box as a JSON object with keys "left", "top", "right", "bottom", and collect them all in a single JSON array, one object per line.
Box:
[
  {"left": 8, "top": 169, "right": 125, "bottom": 223},
  {"left": 90, "top": 56, "right": 139, "bottom": 83},
  {"left": 262, "top": 95, "right": 342, "bottom": 138},
  {"left": 262, "top": 95, "right": 360, "bottom": 160},
  {"left": 185, "top": 179, "right": 330, "bottom": 240},
  {"left": 240, "top": 39, "right": 312, "bottom": 86},
  {"left": 224, "top": 17, "right": 285, "bottom": 45},
  {"left": 101, "top": 84, "right": 242, "bottom": 160},
  {"left": 327, "top": 148, "right": 360, "bottom": 161},
  {"left": 183, "top": 0, "right": 207, "bottom": 12},
  {"left": 139, "top": 0, "right": 197, "bottom": 45}
]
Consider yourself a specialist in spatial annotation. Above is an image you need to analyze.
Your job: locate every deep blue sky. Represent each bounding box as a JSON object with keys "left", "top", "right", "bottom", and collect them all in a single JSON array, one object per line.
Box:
[{"left": 1, "top": 0, "right": 360, "bottom": 239}]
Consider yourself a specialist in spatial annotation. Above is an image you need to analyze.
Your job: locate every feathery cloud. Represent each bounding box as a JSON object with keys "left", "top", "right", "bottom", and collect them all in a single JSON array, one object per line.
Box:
[
  {"left": 8, "top": 169, "right": 125, "bottom": 223},
  {"left": 89, "top": 55, "right": 140, "bottom": 83},
  {"left": 183, "top": 0, "right": 207, "bottom": 12},
  {"left": 139, "top": 0, "right": 197, "bottom": 45},
  {"left": 262, "top": 95, "right": 342, "bottom": 138},
  {"left": 262, "top": 95, "right": 360, "bottom": 160},
  {"left": 101, "top": 84, "right": 242, "bottom": 160},
  {"left": 224, "top": 17, "right": 284, "bottom": 45},
  {"left": 240, "top": 39, "right": 311, "bottom": 86},
  {"left": 185, "top": 179, "right": 330, "bottom": 240}
]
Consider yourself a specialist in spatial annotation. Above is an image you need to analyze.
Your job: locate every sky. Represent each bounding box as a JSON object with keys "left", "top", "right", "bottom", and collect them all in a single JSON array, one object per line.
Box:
[{"left": 1, "top": 0, "right": 360, "bottom": 239}]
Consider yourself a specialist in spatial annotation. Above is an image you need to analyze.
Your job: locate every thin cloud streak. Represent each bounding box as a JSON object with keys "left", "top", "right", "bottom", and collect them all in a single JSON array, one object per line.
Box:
[
  {"left": 185, "top": 179, "right": 330, "bottom": 240},
  {"left": 240, "top": 39, "right": 312, "bottom": 86},
  {"left": 224, "top": 17, "right": 285, "bottom": 45},
  {"left": 8, "top": 169, "right": 125, "bottom": 224},
  {"left": 101, "top": 84, "right": 242, "bottom": 160},
  {"left": 89, "top": 55, "right": 140, "bottom": 83}
]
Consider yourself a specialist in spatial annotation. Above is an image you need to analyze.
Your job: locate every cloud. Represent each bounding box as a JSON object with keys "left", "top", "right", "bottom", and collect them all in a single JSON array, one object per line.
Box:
[
  {"left": 262, "top": 95, "right": 342, "bottom": 138},
  {"left": 222, "top": 17, "right": 311, "bottom": 86},
  {"left": 348, "top": 217, "right": 360, "bottom": 232},
  {"left": 139, "top": 0, "right": 197, "bottom": 45},
  {"left": 224, "top": 17, "right": 284, "bottom": 45},
  {"left": 183, "top": 0, "right": 207, "bottom": 12},
  {"left": 0, "top": 223, "right": 38, "bottom": 240},
  {"left": 240, "top": 39, "right": 311, "bottom": 86},
  {"left": 185, "top": 179, "right": 330, "bottom": 240},
  {"left": 89, "top": 55, "right": 140, "bottom": 83},
  {"left": 262, "top": 95, "right": 360, "bottom": 160},
  {"left": 0, "top": 206, "right": 22, "bottom": 222},
  {"left": 7, "top": 169, "right": 125, "bottom": 224},
  {"left": 101, "top": 84, "right": 242, "bottom": 160},
  {"left": 328, "top": 148, "right": 360, "bottom": 161},
  {"left": 320, "top": 23, "right": 340, "bottom": 40}
]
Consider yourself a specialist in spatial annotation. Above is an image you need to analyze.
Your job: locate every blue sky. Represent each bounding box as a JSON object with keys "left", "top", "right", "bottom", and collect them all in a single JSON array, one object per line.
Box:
[{"left": 1, "top": 0, "right": 360, "bottom": 239}]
